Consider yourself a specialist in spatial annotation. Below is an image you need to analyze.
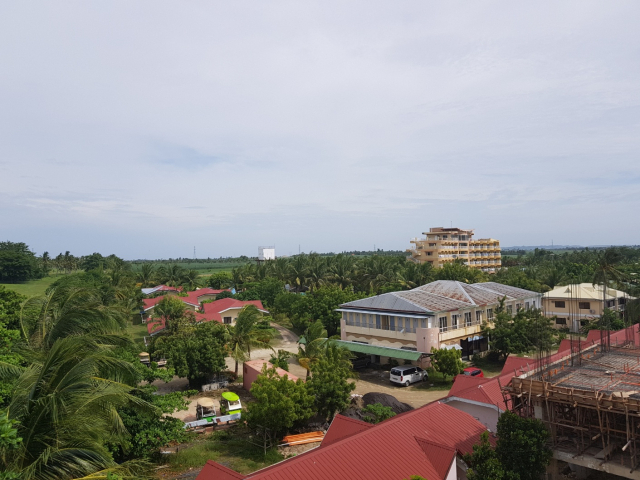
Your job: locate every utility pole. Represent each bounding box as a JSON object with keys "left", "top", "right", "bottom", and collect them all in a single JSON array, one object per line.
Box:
[{"left": 193, "top": 246, "right": 196, "bottom": 260}]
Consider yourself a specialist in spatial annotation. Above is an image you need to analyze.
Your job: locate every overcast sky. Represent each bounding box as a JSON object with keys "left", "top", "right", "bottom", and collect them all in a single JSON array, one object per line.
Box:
[{"left": 1, "top": 2, "right": 639, "bottom": 259}]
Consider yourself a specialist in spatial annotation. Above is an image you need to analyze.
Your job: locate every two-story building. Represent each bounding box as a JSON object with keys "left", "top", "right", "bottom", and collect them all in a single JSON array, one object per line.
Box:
[
  {"left": 542, "top": 283, "right": 635, "bottom": 332},
  {"left": 337, "top": 280, "right": 541, "bottom": 361}
]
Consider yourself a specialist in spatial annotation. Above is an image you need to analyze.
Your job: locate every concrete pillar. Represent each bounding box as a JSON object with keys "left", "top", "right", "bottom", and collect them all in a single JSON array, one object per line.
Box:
[
  {"left": 417, "top": 327, "right": 439, "bottom": 353},
  {"left": 340, "top": 318, "right": 347, "bottom": 341}
]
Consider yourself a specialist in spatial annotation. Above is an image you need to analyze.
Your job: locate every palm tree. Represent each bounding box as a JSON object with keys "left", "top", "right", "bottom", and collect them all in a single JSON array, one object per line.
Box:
[
  {"left": 182, "top": 270, "right": 200, "bottom": 291},
  {"left": 296, "top": 320, "right": 327, "bottom": 379},
  {"left": 20, "top": 286, "right": 128, "bottom": 351},
  {"left": 226, "top": 305, "right": 273, "bottom": 375},
  {"left": 327, "top": 254, "right": 355, "bottom": 290},
  {"left": 0, "top": 336, "right": 151, "bottom": 480},
  {"left": 136, "top": 263, "right": 155, "bottom": 287},
  {"left": 592, "top": 248, "right": 626, "bottom": 346}
]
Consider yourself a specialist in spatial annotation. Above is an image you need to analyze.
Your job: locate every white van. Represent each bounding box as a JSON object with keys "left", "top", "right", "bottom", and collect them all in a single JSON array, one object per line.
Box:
[{"left": 390, "top": 366, "right": 428, "bottom": 387}]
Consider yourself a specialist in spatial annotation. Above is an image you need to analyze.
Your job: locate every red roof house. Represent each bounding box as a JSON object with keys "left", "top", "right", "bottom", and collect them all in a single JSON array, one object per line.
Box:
[
  {"left": 146, "top": 298, "right": 269, "bottom": 336},
  {"left": 196, "top": 401, "right": 489, "bottom": 480}
]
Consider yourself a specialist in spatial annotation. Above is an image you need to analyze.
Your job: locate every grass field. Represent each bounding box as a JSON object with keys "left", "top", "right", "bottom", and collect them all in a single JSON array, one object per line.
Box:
[
  {"left": 126, "top": 321, "right": 148, "bottom": 346},
  {"left": 162, "top": 428, "right": 283, "bottom": 477},
  {"left": 0, "top": 275, "right": 64, "bottom": 297}
]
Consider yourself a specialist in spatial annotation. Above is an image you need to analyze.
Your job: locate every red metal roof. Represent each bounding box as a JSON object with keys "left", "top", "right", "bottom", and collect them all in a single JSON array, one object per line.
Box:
[
  {"left": 197, "top": 401, "right": 488, "bottom": 480},
  {"left": 197, "top": 460, "right": 245, "bottom": 480},
  {"left": 415, "top": 437, "right": 456, "bottom": 479},
  {"left": 146, "top": 299, "right": 268, "bottom": 335},
  {"left": 447, "top": 375, "right": 508, "bottom": 411},
  {"left": 320, "top": 414, "right": 372, "bottom": 447}
]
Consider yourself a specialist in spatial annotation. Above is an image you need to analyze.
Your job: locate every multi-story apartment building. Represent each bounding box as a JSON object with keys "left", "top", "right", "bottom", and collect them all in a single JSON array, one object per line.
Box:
[
  {"left": 337, "top": 280, "right": 541, "bottom": 363},
  {"left": 542, "top": 283, "right": 635, "bottom": 333},
  {"left": 407, "top": 227, "right": 502, "bottom": 273}
]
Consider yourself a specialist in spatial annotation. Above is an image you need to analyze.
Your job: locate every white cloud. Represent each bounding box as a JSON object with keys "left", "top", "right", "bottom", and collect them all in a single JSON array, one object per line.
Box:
[{"left": 1, "top": 1, "right": 639, "bottom": 258}]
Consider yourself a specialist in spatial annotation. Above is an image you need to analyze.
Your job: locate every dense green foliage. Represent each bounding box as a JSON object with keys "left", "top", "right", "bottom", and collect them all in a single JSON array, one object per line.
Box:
[
  {"left": 495, "top": 411, "right": 552, "bottom": 480},
  {"left": 464, "top": 412, "right": 551, "bottom": 480},
  {"left": 361, "top": 403, "right": 396, "bottom": 424},
  {"left": 307, "top": 344, "right": 356, "bottom": 420},
  {"left": 269, "top": 349, "right": 292, "bottom": 371},
  {"left": 246, "top": 366, "right": 315, "bottom": 450},
  {"left": 0, "top": 242, "right": 43, "bottom": 283},
  {"left": 112, "top": 386, "right": 195, "bottom": 461},
  {"left": 481, "top": 300, "right": 557, "bottom": 360},
  {"left": 153, "top": 320, "right": 229, "bottom": 387},
  {"left": 430, "top": 347, "right": 464, "bottom": 382},
  {"left": 464, "top": 432, "right": 517, "bottom": 480}
]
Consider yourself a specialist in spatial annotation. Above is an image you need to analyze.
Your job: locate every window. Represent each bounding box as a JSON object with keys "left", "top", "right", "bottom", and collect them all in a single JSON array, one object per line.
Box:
[
  {"left": 606, "top": 300, "right": 615, "bottom": 308},
  {"left": 506, "top": 305, "right": 513, "bottom": 314},
  {"left": 421, "top": 319, "right": 427, "bottom": 328},
  {"left": 525, "top": 302, "right": 530, "bottom": 310},
  {"left": 464, "top": 312, "right": 472, "bottom": 327},
  {"left": 579, "top": 302, "right": 591, "bottom": 310},
  {"left": 486, "top": 308, "right": 494, "bottom": 320},
  {"left": 452, "top": 315, "right": 459, "bottom": 330},
  {"left": 516, "top": 303, "right": 522, "bottom": 311},
  {"left": 439, "top": 317, "right": 447, "bottom": 332},
  {"left": 355, "top": 313, "right": 361, "bottom": 327},
  {"left": 476, "top": 311, "right": 482, "bottom": 323},
  {"left": 556, "top": 318, "right": 567, "bottom": 325},
  {"left": 376, "top": 315, "right": 381, "bottom": 329},
  {"left": 223, "top": 316, "right": 232, "bottom": 324},
  {"left": 554, "top": 301, "right": 566, "bottom": 308},
  {"left": 427, "top": 252, "right": 432, "bottom": 256},
  {"left": 369, "top": 315, "right": 375, "bottom": 328},
  {"left": 348, "top": 313, "right": 353, "bottom": 325},
  {"left": 390, "top": 316, "right": 395, "bottom": 330},
  {"left": 619, "top": 297, "right": 627, "bottom": 305}
]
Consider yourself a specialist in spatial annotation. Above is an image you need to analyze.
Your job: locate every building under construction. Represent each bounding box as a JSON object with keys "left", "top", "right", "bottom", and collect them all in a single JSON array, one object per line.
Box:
[{"left": 502, "top": 326, "right": 640, "bottom": 479}]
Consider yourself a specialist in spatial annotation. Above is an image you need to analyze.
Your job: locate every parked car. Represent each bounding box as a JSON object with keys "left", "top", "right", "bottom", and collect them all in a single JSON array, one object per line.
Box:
[
  {"left": 351, "top": 355, "right": 371, "bottom": 369},
  {"left": 390, "top": 366, "right": 428, "bottom": 387},
  {"left": 462, "top": 367, "right": 484, "bottom": 378}
]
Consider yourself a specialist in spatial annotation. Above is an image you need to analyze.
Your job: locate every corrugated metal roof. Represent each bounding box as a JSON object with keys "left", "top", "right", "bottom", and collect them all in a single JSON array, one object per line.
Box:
[
  {"left": 320, "top": 415, "right": 372, "bottom": 447},
  {"left": 475, "top": 282, "right": 539, "bottom": 300},
  {"left": 341, "top": 293, "right": 431, "bottom": 314},
  {"left": 396, "top": 289, "right": 471, "bottom": 312},
  {"left": 447, "top": 375, "right": 508, "bottom": 411},
  {"left": 340, "top": 280, "right": 541, "bottom": 315},
  {"left": 331, "top": 340, "right": 424, "bottom": 360},
  {"left": 415, "top": 438, "right": 456, "bottom": 479},
  {"left": 197, "top": 460, "right": 245, "bottom": 480},
  {"left": 545, "top": 283, "right": 635, "bottom": 301},
  {"left": 220, "top": 402, "right": 487, "bottom": 480}
]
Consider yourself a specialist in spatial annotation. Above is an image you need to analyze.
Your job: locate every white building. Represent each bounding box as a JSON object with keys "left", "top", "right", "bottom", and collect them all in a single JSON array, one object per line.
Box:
[{"left": 258, "top": 246, "right": 275, "bottom": 261}]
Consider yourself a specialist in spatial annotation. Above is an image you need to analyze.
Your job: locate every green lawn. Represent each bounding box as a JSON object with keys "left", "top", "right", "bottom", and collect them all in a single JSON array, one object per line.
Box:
[
  {"left": 0, "top": 275, "right": 63, "bottom": 297},
  {"left": 126, "top": 322, "right": 148, "bottom": 347},
  {"left": 164, "top": 428, "right": 283, "bottom": 476}
]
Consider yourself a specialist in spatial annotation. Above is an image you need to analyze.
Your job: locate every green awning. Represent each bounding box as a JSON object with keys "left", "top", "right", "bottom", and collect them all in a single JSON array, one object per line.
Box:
[{"left": 330, "top": 340, "right": 425, "bottom": 361}]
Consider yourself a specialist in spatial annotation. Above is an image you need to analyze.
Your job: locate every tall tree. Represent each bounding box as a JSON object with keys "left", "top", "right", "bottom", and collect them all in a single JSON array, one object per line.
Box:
[
  {"left": 226, "top": 305, "right": 273, "bottom": 375},
  {"left": 307, "top": 343, "right": 355, "bottom": 420},
  {"left": 296, "top": 320, "right": 327, "bottom": 379},
  {"left": 245, "top": 366, "right": 315, "bottom": 453},
  {"left": 0, "top": 336, "right": 151, "bottom": 480},
  {"left": 495, "top": 411, "right": 552, "bottom": 480}
]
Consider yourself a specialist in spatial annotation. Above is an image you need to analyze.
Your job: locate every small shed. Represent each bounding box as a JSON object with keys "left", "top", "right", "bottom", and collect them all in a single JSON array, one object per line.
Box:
[{"left": 243, "top": 360, "right": 300, "bottom": 393}]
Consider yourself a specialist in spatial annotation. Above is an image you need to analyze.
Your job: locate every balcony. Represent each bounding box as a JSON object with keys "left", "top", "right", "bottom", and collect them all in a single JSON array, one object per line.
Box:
[
  {"left": 439, "top": 322, "right": 486, "bottom": 342},
  {"left": 342, "top": 323, "right": 418, "bottom": 341}
]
